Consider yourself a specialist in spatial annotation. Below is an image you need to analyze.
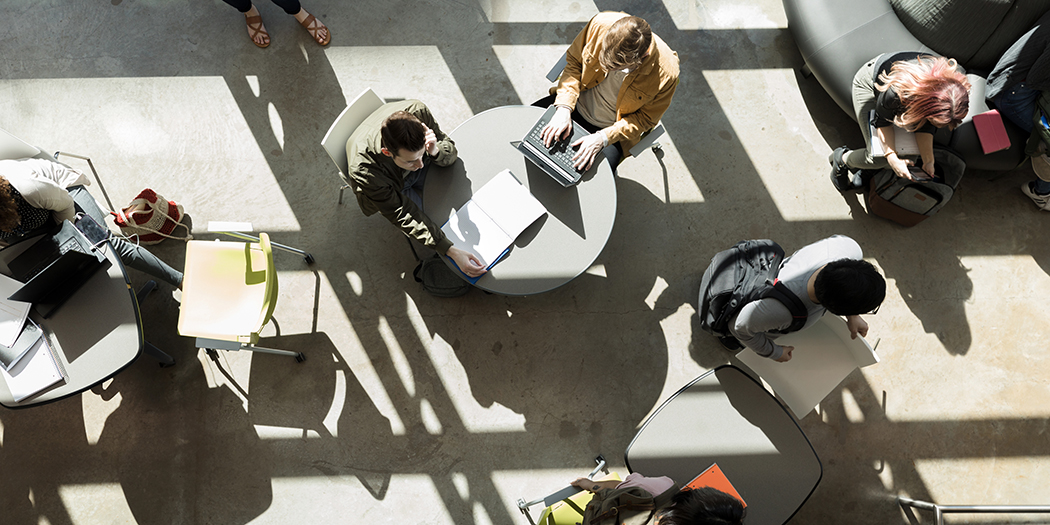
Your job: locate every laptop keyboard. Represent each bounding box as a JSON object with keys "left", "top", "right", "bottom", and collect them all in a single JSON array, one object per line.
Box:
[
  {"left": 21, "top": 237, "right": 82, "bottom": 280},
  {"left": 522, "top": 124, "right": 582, "bottom": 186}
]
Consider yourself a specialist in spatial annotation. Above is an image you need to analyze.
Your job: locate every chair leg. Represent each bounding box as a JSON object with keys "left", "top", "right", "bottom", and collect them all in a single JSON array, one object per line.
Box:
[
  {"left": 339, "top": 183, "right": 350, "bottom": 205},
  {"left": 243, "top": 344, "right": 306, "bottom": 363},
  {"left": 145, "top": 341, "right": 176, "bottom": 367}
]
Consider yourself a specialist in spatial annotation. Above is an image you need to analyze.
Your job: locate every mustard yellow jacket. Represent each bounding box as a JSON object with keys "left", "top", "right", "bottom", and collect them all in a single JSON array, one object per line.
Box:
[{"left": 551, "top": 12, "right": 680, "bottom": 155}]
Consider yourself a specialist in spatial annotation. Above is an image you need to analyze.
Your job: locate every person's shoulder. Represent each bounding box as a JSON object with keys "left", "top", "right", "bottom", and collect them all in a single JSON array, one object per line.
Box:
[{"left": 652, "top": 34, "right": 680, "bottom": 76}]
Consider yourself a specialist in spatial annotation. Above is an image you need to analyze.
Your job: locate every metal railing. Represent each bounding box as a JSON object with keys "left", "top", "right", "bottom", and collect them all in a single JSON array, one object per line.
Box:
[{"left": 899, "top": 496, "right": 1050, "bottom": 525}]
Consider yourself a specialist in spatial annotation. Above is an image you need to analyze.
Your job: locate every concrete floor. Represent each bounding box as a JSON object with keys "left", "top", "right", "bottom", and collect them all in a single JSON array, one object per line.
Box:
[{"left": 1, "top": 0, "right": 1048, "bottom": 523}]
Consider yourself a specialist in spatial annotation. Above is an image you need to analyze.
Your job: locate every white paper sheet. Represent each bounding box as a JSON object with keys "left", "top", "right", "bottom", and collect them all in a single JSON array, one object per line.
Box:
[
  {"left": 0, "top": 337, "right": 65, "bottom": 402},
  {"left": 737, "top": 314, "right": 878, "bottom": 418},
  {"left": 0, "top": 273, "right": 31, "bottom": 348}
]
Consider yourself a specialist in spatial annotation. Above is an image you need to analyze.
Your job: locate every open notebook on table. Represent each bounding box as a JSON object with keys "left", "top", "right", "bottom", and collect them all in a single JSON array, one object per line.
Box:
[
  {"left": 441, "top": 169, "right": 547, "bottom": 283},
  {"left": 0, "top": 330, "right": 66, "bottom": 402}
]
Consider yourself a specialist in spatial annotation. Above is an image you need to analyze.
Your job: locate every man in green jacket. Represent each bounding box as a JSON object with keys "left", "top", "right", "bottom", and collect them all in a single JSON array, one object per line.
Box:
[{"left": 346, "top": 100, "right": 485, "bottom": 277}]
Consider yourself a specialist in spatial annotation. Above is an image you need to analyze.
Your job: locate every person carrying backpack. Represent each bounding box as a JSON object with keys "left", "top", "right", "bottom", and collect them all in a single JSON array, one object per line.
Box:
[{"left": 699, "top": 235, "right": 885, "bottom": 362}]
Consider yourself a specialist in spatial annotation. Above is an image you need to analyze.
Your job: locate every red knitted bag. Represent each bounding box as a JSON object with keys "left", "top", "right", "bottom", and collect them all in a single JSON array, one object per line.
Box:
[{"left": 111, "top": 189, "right": 191, "bottom": 245}]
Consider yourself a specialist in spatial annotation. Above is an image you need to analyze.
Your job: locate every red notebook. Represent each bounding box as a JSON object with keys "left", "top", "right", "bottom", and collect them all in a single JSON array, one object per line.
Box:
[
  {"left": 684, "top": 463, "right": 747, "bottom": 508},
  {"left": 973, "top": 109, "right": 1011, "bottom": 154}
]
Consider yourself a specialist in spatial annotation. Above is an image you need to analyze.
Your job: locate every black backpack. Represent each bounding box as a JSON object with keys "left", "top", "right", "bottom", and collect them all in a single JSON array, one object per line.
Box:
[{"left": 698, "top": 239, "right": 807, "bottom": 338}]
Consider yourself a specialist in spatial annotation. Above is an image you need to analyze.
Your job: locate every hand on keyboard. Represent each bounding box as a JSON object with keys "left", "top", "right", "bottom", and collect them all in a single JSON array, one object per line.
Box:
[
  {"left": 541, "top": 106, "right": 573, "bottom": 147},
  {"left": 571, "top": 131, "right": 606, "bottom": 171}
]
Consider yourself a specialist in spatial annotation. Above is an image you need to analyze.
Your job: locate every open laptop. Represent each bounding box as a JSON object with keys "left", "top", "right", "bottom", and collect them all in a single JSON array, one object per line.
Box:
[
  {"left": 7, "top": 220, "right": 109, "bottom": 318},
  {"left": 516, "top": 105, "right": 601, "bottom": 187}
]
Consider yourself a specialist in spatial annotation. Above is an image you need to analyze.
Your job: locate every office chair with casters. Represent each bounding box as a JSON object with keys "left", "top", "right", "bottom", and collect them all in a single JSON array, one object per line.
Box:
[
  {"left": 544, "top": 53, "right": 666, "bottom": 157},
  {"left": 177, "top": 232, "right": 305, "bottom": 363},
  {"left": 321, "top": 87, "right": 386, "bottom": 204}
]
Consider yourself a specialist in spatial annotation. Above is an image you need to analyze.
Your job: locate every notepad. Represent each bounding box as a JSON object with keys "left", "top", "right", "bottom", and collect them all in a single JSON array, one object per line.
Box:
[
  {"left": 0, "top": 334, "right": 66, "bottom": 402},
  {"left": 441, "top": 169, "right": 547, "bottom": 279},
  {"left": 0, "top": 273, "right": 31, "bottom": 348},
  {"left": 973, "top": 109, "right": 1011, "bottom": 154},
  {"left": 869, "top": 110, "right": 919, "bottom": 157},
  {"left": 0, "top": 318, "right": 42, "bottom": 371},
  {"left": 685, "top": 463, "right": 746, "bottom": 507}
]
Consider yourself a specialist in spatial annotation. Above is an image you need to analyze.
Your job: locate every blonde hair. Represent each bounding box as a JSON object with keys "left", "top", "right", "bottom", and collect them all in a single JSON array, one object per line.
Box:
[
  {"left": 877, "top": 55, "right": 971, "bottom": 132},
  {"left": 599, "top": 16, "right": 652, "bottom": 71}
]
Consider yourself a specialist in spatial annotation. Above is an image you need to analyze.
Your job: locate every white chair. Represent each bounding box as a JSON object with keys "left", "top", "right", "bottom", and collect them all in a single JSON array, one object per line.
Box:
[
  {"left": 321, "top": 88, "right": 386, "bottom": 204},
  {"left": 545, "top": 53, "right": 666, "bottom": 157}
]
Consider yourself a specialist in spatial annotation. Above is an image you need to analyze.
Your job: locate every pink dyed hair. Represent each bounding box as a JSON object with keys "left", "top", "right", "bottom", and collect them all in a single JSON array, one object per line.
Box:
[{"left": 877, "top": 55, "right": 971, "bottom": 132}]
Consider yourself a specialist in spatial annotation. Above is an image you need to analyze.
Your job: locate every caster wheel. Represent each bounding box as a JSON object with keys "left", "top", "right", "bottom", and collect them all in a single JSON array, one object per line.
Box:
[
  {"left": 295, "top": 352, "right": 306, "bottom": 363},
  {"left": 304, "top": 254, "right": 315, "bottom": 264}
]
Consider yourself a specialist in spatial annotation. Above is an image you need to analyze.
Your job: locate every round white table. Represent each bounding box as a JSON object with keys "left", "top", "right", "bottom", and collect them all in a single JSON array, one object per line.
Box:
[{"left": 424, "top": 105, "right": 617, "bottom": 295}]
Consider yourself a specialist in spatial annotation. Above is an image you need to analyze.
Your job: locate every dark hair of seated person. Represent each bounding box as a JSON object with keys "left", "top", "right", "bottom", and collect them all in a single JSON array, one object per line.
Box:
[
  {"left": 0, "top": 176, "right": 21, "bottom": 232},
  {"left": 380, "top": 111, "right": 426, "bottom": 156},
  {"left": 813, "top": 258, "right": 886, "bottom": 316},
  {"left": 656, "top": 487, "right": 745, "bottom": 525}
]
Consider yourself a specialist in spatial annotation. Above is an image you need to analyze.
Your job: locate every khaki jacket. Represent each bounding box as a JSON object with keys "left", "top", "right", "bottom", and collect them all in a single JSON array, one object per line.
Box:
[
  {"left": 552, "top": 12, "right": 680, "bottom": 155},
  {"left": 345, "top": 100, "right": 456, "bottom": 254}
]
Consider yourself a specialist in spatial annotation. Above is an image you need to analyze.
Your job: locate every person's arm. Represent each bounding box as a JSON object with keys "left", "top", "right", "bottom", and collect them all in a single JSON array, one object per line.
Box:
[
  {"left": 845, "top": 315, "right": 869, "bottom": 339},
  {"left": 571, "top": 478, "right": 620, "bottom": 492},
  {"left": 878, "top": 126, "right": 917, "bottom": 180},
  {"left": 915, "top": 131, "right": 936, "bottom": 178},
  {"left": 17, "top": 178, "right": 76, "bottom": 223},
  {"left": 353, "top": 163, "right": 453, "bottom": 254},
  {"left": 603, "top": 75, "right": 679, "bottom": 149},
  {"left": 729, "top": 299, "right": 796, "bottom": 362},
  {"left": 414, "top": 105, "right": 457, "bottom": 166},
  {"left": 542, "top": 19, "right": 595, "bottom": 147}
]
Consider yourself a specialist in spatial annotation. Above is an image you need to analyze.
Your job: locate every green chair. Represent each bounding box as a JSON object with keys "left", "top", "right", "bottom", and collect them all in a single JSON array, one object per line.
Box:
[{"left": 177, "top": 232, "right": 304, "bottom": 362}]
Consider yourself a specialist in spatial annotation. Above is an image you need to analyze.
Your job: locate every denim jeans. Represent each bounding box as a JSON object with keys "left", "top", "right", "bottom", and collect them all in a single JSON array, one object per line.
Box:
[{"left": 993, "top": 82, "right": 1040, "bottom": 133}]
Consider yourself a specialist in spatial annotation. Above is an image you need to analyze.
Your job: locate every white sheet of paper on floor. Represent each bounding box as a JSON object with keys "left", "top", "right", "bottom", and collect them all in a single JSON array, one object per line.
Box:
[
  {"left": 736, "top": 314, "right": 878, "bottom": 419},
  {"left": 0, "top": 335, "right": 66, "bottom": 402}
]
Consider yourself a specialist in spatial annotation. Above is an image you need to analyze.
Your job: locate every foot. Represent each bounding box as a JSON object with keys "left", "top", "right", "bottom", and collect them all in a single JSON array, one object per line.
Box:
[
  {"left": 244, "top": 7, "right": 270, "bottom": 48},
  {"left": 295, "top": 9, "right": 330, "bottom": 46},
  {"left": 1021, "top": 181, "right": 1050, "bottom": 211},
  {"left": 718, "top": 335, "right": 743, "bottom": 351},
  {"left": 829, "top": 146, "right": 853, "bottom": 191}
]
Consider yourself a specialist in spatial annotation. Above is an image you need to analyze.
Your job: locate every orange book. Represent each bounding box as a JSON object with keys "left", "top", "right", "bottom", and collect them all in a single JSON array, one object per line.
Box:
[{"left": 684, "top": 463, "right": 746, "bottom": 508}]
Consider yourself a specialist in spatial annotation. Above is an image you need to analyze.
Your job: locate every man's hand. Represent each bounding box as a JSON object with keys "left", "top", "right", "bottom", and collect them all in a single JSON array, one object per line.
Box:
[
  {"left": 775, "top": 346, "right": 794, "bottom": 362},
  {"left": 846, "top": 315, "right": 869, "bottom": 339},
  {"left": 887, "top": 152, "right": 916, "bottom": 180},
  {"left": 571, "top": 132, "right": 605, "bottom": 171},
  {"left": 422, "top": 124, "right": 439, "bottom": 157},
  {"left": 541, "top": 106, "right": 573, "bottom": 147},
  {"left": 447, "top": 246, "right": 486, "bottom": 277}
]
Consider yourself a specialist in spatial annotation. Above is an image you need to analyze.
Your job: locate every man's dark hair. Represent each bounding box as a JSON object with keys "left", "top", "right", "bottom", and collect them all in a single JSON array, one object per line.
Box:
[
  {"left": 657, "top": 487, "right": 745, "bottom": 525},
  {"left": 813, "top": 258, "right": 886, "bottom": 316},
  {"left": 381, "top": 111, "right": 425, "bottom": 155}
]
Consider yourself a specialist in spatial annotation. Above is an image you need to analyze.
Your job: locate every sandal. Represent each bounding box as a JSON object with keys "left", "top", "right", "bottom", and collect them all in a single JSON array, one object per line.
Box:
[
  {"left": 245, "top": 14, "right": 270, "bottom": 48},
  {"left": 299, "top": 13, "right": 330, "bottom": 46}
]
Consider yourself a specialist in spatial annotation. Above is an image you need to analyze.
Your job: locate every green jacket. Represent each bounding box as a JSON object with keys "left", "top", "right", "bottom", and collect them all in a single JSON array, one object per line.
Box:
[{"left": 345, "top": 100, "right": 457, "bottom": 254}]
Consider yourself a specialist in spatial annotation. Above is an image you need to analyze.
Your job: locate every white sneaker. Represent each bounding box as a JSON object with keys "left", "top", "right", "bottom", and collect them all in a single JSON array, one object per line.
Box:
[{"left": 1021, "top": 182, "right": 1050, "bottom": 211}]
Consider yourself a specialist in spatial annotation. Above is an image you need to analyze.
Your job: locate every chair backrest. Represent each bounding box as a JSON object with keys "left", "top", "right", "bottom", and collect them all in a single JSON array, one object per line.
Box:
[
  {"left": 254, "top": 232, "right": 278, "bottom": 338},
  {"left": 321, "top": 88, "right": 386, "bottom": 176},
  {"left": 546, "top": 52, "right": 568, "bottom": 83},
  {"left": 0, "top": 127, "right": 44, "bottom": 161}
]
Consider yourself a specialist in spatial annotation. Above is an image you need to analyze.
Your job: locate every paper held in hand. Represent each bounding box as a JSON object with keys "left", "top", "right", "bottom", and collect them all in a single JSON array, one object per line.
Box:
[
  {"left": 441, "top": 169, "right": 547, "bottom": 269},
  {"left": 736, "top": 314, "right": 879, "bottom": 419}
]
